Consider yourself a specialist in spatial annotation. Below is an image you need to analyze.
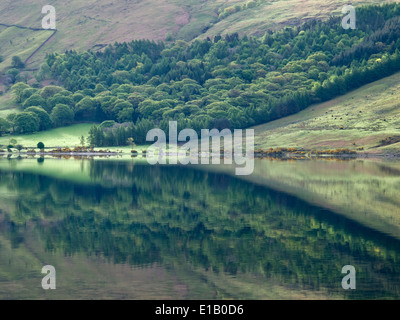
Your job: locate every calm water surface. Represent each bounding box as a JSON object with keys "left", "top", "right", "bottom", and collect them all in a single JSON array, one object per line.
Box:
[{"left": 0, "top": 157, "right": 399, "bottom": 299}]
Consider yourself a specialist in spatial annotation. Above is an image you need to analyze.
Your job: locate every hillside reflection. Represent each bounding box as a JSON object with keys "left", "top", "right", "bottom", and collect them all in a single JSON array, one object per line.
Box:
[{"left": 0, "top": 159, "right": 400, "bottom": 299}]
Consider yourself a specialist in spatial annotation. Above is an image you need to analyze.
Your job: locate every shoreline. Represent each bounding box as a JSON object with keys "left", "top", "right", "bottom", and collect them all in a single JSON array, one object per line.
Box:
[
  {"left": 0, "top": 152, "right": 119, "bottom": 156},
  {"left": 0, "top": 151, "right": 399, "bottom": 160}
]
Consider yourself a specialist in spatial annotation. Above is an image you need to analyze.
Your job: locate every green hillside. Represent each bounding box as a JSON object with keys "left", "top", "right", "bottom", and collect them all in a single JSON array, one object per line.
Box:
[
  {"left": 0, "top": 26, "right": 52, "bottom": 71},
  {"left": 0, "top": 92, "right": 20, "bottom": 117},
  {"left": 253, "top": 70, "right": 400, "bottom": 154},
  {"left": 195, "top": 0, "right": 388, "bottom": 39}
]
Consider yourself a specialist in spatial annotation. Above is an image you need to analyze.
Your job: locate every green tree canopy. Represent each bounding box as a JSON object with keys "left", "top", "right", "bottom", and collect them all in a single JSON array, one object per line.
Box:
[
  {"left": 21, "top": 88, "right": 38, "bottom": 102},
  {"left": 0, "top": 118, "right": 11, "bottom": 136},
  {"left": 37, "top": 142, "right": 45, "bottom": 150},
  {"left": 40, "top": 86, "right": 64, "bottom": 100},
  {"left": 50, "top": 104, "right": 75, "bottom": 127},
  {"left": 23, "top": 94, "right": 46, "bottom": 109},
  {"left": 11, "top": 82, "right": 30, "bottom": 103},
  {"left": 11, "top": 56, "right": 25, "bottom": 69},
  {"left": 25, "top": 106, "right": 53, "bottom": 130},
  {"left": 14, "top": 112, "right": 40, "bottom": 134},
  {"left": 75, "top": 96, "right": 97, "bottom": 121}
]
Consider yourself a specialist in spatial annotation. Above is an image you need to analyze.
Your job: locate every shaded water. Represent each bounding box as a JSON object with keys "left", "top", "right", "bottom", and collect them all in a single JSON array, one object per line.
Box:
[{"left": 0, "top": 157, "right": 400, "bottom": 299}]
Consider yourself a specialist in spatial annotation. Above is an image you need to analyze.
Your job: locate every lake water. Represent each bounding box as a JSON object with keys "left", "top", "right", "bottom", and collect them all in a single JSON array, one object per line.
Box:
[{"left": 0, "top": 157, "right": 400, "bottom": 299}]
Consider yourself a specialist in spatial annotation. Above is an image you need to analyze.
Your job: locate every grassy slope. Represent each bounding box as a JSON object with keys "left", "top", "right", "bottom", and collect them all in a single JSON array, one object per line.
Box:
[
  {"left": 253, "top": 71, "right": 400, "bottom": 154},
  {"left": 195, "top": 0, "right": 386, "bottom": 39},
  {"left": 0, "top": 0, "right": 223, "bottom": 70},
  {"left": 0, "top": 92, "right": 21, "bottom": 117},
  {"left": 0, "top": 26, "right": 52, "bottom": 72}
]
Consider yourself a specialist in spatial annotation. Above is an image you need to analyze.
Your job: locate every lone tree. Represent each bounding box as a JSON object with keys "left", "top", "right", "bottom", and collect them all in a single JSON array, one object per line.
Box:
[
  {"left": 15, "top": 144, "right": 23, "bottom": 152},
  {"left": 127, "top": 137, "right": 136, "bottom": 148},
  {"left": 8, "top": 138, "right": 17, "bottom": 151},
  {"left": 37, "top": 142, "right": 45, "bottom": 151},
  {"left": 11, "top": 56, "right": 25, "bottom": 69},
  {"left": 80, "top": 136, "right": 85, "bottom": 147}
]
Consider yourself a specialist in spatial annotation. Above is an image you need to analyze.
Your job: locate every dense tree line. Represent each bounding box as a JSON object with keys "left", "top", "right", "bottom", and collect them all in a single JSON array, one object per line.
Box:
[{"left": 5, "top": 3, "right": 400, "bottom": 145}]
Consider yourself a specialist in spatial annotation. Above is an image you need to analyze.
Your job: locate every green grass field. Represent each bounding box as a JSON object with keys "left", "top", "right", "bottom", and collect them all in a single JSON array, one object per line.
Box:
[
  {"left": 0, "top": 123, "right": 94, "bottom": 148},
  {"left": 0, "top": 122, "right": 151, "bottom": 154},
  {"left": 252, "top": 71, "right": 400, "bottom": 154}
]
